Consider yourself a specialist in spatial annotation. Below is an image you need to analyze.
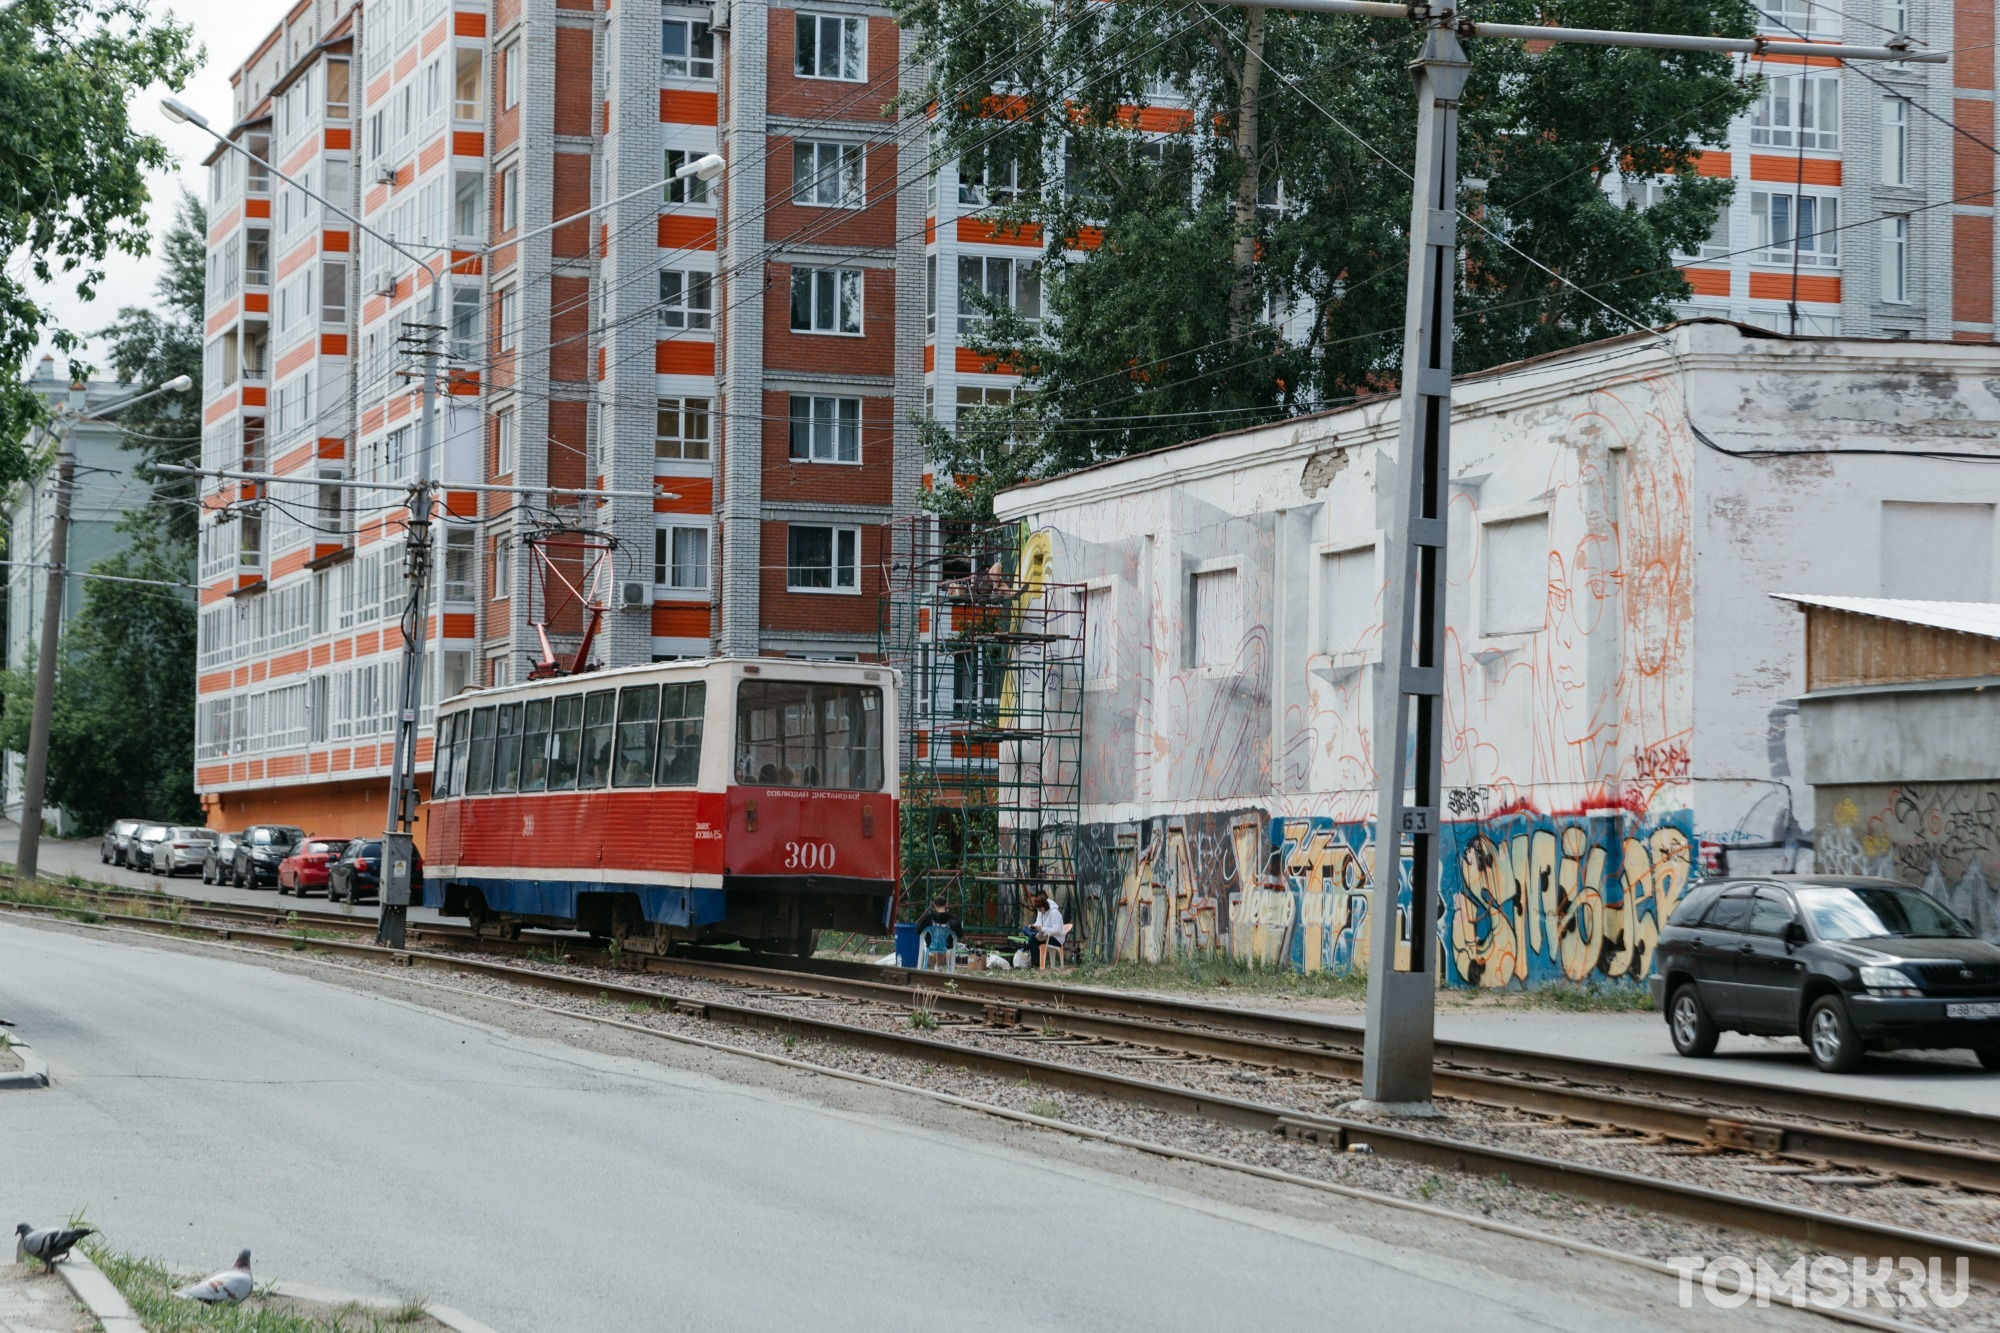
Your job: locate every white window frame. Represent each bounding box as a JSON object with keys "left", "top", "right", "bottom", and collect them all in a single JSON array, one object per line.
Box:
[
  {"left": 789, "top": 266, "right": 864, "bottom": 335},
  {"left": 1750, "top": 188, "right": 1840, "bottom": 269},
  {"left": 496, "top": 408, "right": 516, "bottom": 476},
  {"left": 1478, "top": 508, "right": 1550, "bottom": 639},
  {"left": 957, "top": 254, "right": 1040, "bottom": 336},
  {"left": 500, "top": 42, "right": 520, "bottom": 110},
  {"left": 786, "top": 523, "right": 861, "bottom": 594},
  {"left": 795, "top": 12, "right": 865, "bottom": 82},
  {"left": 656, "top": 396, "right": 712, "bottom": 461},
  {"left": 654, "top": 522, "right": 710, "bottom": 592},
  {"left": 1879, "top": 215, "right": 1909, "bottom": 304},
  {"left": 1748, "top": 70, "right": 1840, "bottom": 153},
  {"left": 500, "top": 164, "right": 519, "bottom": 232},
  {"left": 792, "top": 140, "right": 864, "bottom": 208},
  {"left": 1185, "top": 557, "right": 1242, "bottom": 673},
  {"left": 661, "top": 15, "right": 715, "bottom": 80},
  {"left": 659, "top": 267, "right": 714, "bottom": 330},
  {"left": 496, "top": 285, "right": 517, "bottom": 351},
  {"left": 1881, "top": 97, "right": 1910, "bottom": 187},
  {"left": 1317, "top": 539, "right": 1382, "bottom": 665},
  {"left": 788, "top": 394, "right": 861, "bottom": 464}
]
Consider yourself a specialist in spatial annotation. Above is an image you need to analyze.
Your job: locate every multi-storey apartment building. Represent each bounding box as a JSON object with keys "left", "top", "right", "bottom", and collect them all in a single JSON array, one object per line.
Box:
[{"left": 194, "top": 0, "right": 923, "bottom": 837}]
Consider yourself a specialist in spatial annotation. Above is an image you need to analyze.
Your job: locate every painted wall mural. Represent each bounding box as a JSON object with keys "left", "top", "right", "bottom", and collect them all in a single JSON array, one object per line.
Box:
[
  {"left": 1817, "top": 783, "right": 2000, "bottom": 939},
  {"left": 1074, "top": 804, "right": 1695, "bottom": 985}
]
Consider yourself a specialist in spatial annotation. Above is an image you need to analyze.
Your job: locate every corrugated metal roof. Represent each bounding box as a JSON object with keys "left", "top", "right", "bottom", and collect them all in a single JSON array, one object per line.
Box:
[{"left": 1770, "top": 594, "right": 2000, "bottom": 641}]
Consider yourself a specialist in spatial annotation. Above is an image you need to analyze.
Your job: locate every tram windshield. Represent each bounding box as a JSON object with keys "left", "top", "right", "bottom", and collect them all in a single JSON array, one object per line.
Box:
[{"left": 734, "top": 680, "right": 883, "bottom": 791}]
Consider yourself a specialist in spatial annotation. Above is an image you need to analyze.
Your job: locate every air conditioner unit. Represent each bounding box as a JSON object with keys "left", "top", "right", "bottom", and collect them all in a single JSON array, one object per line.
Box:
[
  {"left": 371, "top": 269, "right": 396, "bottom": 297},
  {"left": 376, "top": 164, "right": 398, "bottom": 187},
  {"left": 620, "top": 581, "right": 650, "bottom": 609}
]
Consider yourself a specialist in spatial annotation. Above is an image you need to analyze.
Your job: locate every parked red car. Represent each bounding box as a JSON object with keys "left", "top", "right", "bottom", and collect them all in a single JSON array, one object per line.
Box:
[{"left": 277, "top": 839, "right": 351, "bottom": 897}]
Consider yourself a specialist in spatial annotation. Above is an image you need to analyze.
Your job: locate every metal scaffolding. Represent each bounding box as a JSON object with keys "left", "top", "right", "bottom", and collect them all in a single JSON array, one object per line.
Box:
[{"left": 879, "top": 516, "right": 1086, "bottom": 936}]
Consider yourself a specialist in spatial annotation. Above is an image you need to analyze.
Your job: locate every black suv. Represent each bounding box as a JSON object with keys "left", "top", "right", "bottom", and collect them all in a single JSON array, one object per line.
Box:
[
  {"left": 1653, "top": 876, "right": 2000, "bottom": 1073},
  {"left": 229, "top": 824, "right": 306, "bottom": 888}
]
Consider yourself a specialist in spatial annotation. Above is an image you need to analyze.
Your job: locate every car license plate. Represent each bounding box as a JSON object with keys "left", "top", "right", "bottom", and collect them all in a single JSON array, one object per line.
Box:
[{"left": 1947, "top": 1002, "right": 2000, "bottom": 1019}]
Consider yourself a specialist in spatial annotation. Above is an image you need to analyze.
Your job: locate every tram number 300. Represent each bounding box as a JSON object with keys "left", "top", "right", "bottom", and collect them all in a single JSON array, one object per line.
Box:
[{"left": 783, "top": 841, "right": 838, "bottom": 871}]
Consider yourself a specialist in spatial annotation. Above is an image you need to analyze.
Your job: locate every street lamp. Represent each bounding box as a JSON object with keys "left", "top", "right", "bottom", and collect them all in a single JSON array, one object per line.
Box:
[{"left": 15, "top": 373, "right": 194, "bottom": 881}]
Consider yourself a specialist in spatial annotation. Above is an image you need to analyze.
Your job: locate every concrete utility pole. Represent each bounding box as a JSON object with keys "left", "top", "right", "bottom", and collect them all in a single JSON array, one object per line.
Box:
[
  {"left": 1224, "top": 0, "right": 1942, "bottom": 1110},
  {"left": 16, "top": 373, "right": 191, "bottom": 881}
]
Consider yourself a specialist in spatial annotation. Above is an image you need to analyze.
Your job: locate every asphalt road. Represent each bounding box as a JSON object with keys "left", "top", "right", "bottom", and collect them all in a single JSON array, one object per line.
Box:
[{"left": 0, "top": 919, "right": 1815, "bottom": 1333}]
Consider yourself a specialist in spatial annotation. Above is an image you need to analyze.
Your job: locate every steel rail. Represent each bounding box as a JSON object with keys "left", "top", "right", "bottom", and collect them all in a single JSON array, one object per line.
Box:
[
  {"left": 7, "top": 894, "right": 2000, "bottom": 1281},
  {"left": 30, "top": 883, "right": 2000, "bottom": 1191}
]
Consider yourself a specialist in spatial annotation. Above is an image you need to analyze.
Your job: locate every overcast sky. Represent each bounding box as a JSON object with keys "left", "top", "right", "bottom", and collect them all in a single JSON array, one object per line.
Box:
[{"left": 25, "top": 1, "right": 268, "bottom": 381}]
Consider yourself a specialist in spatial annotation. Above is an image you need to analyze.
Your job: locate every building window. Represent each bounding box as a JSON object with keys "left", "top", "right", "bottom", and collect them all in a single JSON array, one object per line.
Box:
[
  {"left": 664, "top": 149, "right": 711, "bottom": 205},
  {"left": 492, "top": 536, "right": 512, "bottom": 599},
  {"left": 1757, "top": 0, "right": 1841, "bottom": 38},
  {"left": 325, "top": 58, "right": 350, "bottom": 119},
  {"left": 792, "top": 140, "right": 864, "bottom": 207},
  {"left": 496, "top": 409, "right": 516, "bottom": 475},
  {"left": 795, "top": 13, "right": 864, "bottom": 81},
  {"left": 957, "top": 255, "right": 1040, "bottom": 335},
  {"left": 320, "top": 260, "right": 347, "bottom": 323},
  {"left": 1320, "top": 545, "right": 1378, "bottom": 656},
  {"left": 500, "top": 42, "right": 520, "bottom": 110},
  {"left": 1187, "top": 567, "right": 1239, "bottom": 668},
  {"left": 788, "top": 395, "right": 861, "bottom": 463},
  {"left": 659, "top": 268, "right": 713, "bottom": 329},
  {"left": 496, "top": 286, "right": 517, "bottom": 351},
  {"left": 1879, "top": 215, "right": 1908, "bottom": 303},
  {"left": 454, "top": 170, "right": 484, "bottom": 239},
  {"left": 500, "top": 165, "right": 519, "bottom": 232},
  {"left": 1749, "top": 71, "right": 1839, "bottom": 152},
  {"left": 1481, "top": 513, "right": 1548, "bottom": 636},
  {"left": 454, "top": 48, "right": 483, "bottom": 120},
  {"left": 662, "top": 17, "right": 714, "bottom": 79},
  {"left": 790, "top": 266, "right": 863, "bottom": 334},
  {"left": 1881, "top": 98, "right": 1910, "bottom": 186},
  {"left": 925, "top": 254, "right": 936, "bottom": 335},
  {"left": 1751, "top": 190, "right": 1839, "bottom": 268},
  {"left": 786, "top": 524, "right": 860, "bottom": 592},
  {"left": 450, "top": 285, "right": 481, "bottom": 361},
  {"left": 443, "top": 527, "right": 476, "bottom": 602},
  {"left": 958, "top": 155, "right": 1019, "bottom": 206},
  {"left": 656, "top": 397, "right": 711, "bottom": 460},
  {"left": 655, "top": 524, "right": 709, "bottom": 590}
]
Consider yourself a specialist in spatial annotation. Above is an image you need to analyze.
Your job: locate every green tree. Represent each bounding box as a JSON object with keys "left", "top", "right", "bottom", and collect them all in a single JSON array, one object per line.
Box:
[
  {"left": 0, "top": 0, "right": 199, "bottom": 478},
  {"left": 0, "top": 190, "right": 205, "bottom": 830},
  {"left": 100, "top": 191, "right": 205, "bottom": 549},
  {"left": 899, "top": 0, "right": 1755, "bottom": 506}
]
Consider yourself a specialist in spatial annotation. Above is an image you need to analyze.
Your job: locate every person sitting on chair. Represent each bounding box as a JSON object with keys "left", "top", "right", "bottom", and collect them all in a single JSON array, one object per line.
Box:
[
  {"left": 1025, "top": 893, "right": 1068, "bottom": 968},
  {"left": 913, "top": 895, "right": 960, "bottom": 971}
]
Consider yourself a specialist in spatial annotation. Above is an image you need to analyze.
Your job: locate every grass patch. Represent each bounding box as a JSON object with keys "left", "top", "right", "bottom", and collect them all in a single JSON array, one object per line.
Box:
[
  {"left": 1027, "top": 1098, "right": 1063, "bottom": 1120},
  {"left": 1508, "top": 980, "right": 1655, "bottom": 1013},
  {"left": 88, "top": 1244, "right": 439, "bottom": 1331},
  {"left": 1061, "top": 954, "right": 1372, "bottom": 1002}
]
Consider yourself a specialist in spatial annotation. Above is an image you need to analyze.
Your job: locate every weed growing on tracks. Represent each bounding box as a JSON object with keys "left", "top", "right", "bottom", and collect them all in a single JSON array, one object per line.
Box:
[
  {"left": 1066, "top": 954, "right": 1372, "bottom": 1002},
  {"left": 605, "top": 938, "right": 623, "bottom": 969},
  {"left": 781, "top": 1034, "right": 799, "bottom": 1051},
  {"left": 1028, "top": 1098, "right": 1063, "bottom": 1120},
  {"left": 1039, "top": 1017, "right": 1059, "bottom": 1037},
  {"left": 526, "top": 946, "right": 570, "bottom": 965},
  {"left": 1418, "top": 1175, "right": 1443, "bottom": 1200},
  {"left": 909, "top": 991, "right": 941, "bottom": 1031}
]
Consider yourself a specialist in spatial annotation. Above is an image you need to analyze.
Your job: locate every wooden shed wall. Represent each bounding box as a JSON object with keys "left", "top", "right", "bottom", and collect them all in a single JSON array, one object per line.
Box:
[{"left": 1804, "top": 608, "right": 2000, "bottom": 690}]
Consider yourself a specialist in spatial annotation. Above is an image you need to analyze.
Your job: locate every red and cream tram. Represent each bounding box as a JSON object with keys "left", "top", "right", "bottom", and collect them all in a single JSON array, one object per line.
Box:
[{"left": 424, "top": 658, "right": 898, "bottom": 954}]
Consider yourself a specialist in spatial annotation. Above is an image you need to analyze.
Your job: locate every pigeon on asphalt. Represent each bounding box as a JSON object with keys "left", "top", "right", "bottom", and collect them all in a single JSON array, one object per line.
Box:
[
  {"left": 173, "top": 1249, "right": 253, "bottom": 1304},
  {"left": 15, "top": 1223, "right": 94, "bottom": 1271}
]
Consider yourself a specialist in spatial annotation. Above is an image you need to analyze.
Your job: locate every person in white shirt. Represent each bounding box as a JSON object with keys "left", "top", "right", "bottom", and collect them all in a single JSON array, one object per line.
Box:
[{"left": 1028, "top": 893, "right": 1067, "bottom": 967}]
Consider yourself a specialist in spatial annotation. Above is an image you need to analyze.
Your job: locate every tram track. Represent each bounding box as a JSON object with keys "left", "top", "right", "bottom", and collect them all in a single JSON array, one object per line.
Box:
[{"left": 8, "top": 879, "right": 2000, "bottom": 1297}]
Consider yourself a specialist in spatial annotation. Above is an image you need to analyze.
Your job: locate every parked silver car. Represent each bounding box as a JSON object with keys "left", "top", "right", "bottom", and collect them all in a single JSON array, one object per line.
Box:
[{"left": 149, "top": 826, "right": 218, "bottom": 877}]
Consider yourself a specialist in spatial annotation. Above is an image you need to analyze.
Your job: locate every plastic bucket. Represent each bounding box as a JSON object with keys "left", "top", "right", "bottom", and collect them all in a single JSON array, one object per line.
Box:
[{"left": 893, "top": 921, "right": 920, "bottom": 968}]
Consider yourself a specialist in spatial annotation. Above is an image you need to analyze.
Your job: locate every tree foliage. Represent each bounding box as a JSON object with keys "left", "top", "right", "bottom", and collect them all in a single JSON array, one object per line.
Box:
[
  {"left": 897, "top": 0, "right": 1756, "bottom": 505},
  {"left": 100, "top": 191, "right": 205, "bottom": 548},
  {"left": 0, "top": 191, "right": 205, "bottom": 831},
  {"left": 0, "top": 0, "right": 198, "bottom": 479}
]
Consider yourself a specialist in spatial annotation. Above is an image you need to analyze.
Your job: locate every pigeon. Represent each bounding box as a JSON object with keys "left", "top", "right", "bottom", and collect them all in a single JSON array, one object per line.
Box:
[
  {"left": 173, "top": 1249, "right": 253, "bottom": 1305},
  {"left": 15, "top": 1223, "right": 94, "bottom": 1271}
]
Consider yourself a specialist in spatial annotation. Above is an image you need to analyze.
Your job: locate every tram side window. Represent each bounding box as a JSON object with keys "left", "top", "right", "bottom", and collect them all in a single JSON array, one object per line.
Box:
[
  {"left": 491, "top": 702, "right": 524, "bottom": 793},
  {"left": 431, "top": 713, "right": 458, "bottom": 797},
  {"left": 519, "top": 698, "right": 553, "bottom": 791},
  {"left": 450, "top": 711, "right": 472, "bottom": 795},
  {"left": 656, "top": 681, "right": 706, "bottom": 785},
  {"left": 734, "top": 680, "right": 883, "bottom": 790},
  {"left": 613, "top": 685, "right": 660, "bottom": 787},
  {"left": 464, "top": 706, "right": 498, "bottom": 794},
  {"left": 579, "top": 690, "right": 616, "bottom": 788},
  {"left": 547, "top": 694, "right": 584, "bottom": 790}
]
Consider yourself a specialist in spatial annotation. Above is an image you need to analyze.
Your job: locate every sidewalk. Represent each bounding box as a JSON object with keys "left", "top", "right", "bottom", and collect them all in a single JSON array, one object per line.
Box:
[{"left": 0, "top": 1258, "right": 94, "bottom": 1333}]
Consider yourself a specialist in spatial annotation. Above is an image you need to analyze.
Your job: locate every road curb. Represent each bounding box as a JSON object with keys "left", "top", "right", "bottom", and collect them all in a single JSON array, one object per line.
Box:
[
  {"left": 0, "top": 1037, "right": 49, "bottom": 1089},
  {"left": 270, "top": 1280, "right": 504, "bottom": 1332},
  {"left": 49, "top": 1250, "right": 144, "bottom": 1333}
]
